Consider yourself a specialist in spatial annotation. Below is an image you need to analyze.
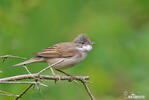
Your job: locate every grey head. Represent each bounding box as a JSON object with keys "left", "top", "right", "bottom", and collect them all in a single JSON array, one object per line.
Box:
[
  {"left": 73, "top": 34, "right": 95, "bottom": 45},
  {"left": 73, "top": 34, "right": 95, "bottom": 52}
]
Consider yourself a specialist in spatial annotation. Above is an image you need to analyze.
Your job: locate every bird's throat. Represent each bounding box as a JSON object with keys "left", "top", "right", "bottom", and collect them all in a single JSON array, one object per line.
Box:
[{"left": 77, "top": 45, "right": 92, "bottom": 52}]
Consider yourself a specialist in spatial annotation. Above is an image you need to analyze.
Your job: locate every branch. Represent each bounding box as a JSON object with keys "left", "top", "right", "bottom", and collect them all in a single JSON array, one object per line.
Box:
[
  {"left": 0, "top": 55, "right": 26, "bottom": 60},
  {"left": 0, "top": 90, "right": 18, "bottom": 97},
  {"left": 81, "top": 80, "right": 95, "bottom": 100},
  {"left": 0, "top": 74, "right": 94, "bottom": 99},
  {"left": 0, "top": 55, "right": 95, "bottom": 100},
  {"left": 15, "top": 84, "right": 34, "bottom": 100},
  {"left": 38, "top": 59, "right": 64, "bottom": 75},
  {"left": 0, "top": 55, "right": 26, "bottom": 63},
  {"left": 0, "top": 74, "right": 89, "bottom": 82},
  {"left": 0, "top": 81, "right": 40, "bottom": 84}
]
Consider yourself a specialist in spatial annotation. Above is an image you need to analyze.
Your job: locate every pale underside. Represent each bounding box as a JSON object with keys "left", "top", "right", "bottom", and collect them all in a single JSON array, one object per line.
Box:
[{"left": 46, "top": 52, "right": 87, "bottom": 69}]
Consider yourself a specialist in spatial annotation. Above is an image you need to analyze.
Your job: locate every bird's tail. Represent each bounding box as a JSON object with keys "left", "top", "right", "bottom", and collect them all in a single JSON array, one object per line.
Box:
[{"left": 10, "top": 57, "right": 44, "bottom": 67}]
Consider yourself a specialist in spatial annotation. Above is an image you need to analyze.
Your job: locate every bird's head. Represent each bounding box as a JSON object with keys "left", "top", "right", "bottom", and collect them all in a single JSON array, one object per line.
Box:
[{"left": 73, "top": 34, "right": 95, "bottom": 52}]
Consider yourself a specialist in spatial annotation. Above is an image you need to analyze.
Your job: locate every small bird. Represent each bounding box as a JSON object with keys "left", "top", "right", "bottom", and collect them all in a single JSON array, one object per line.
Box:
[{"left": 12, "top": 34, "right": 95, "bottom": 77}]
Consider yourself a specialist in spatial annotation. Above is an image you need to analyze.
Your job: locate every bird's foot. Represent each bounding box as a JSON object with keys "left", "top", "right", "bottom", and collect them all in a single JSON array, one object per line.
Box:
[
  {"left": 68, "top": 75, "right": 76, "bottom": 79},
  {"left": 67, "top": 75, "right": 78, "bottom": 83},
  {"left": 53, "top": 74, "right": 62, "bottom": 84}
]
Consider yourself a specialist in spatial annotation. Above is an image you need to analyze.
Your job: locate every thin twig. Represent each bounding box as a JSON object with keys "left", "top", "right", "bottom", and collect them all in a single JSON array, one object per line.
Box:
[
  {"left": 23, "top": 64, "right": 37, "bottom": 80},
  {"left": 0, "top": 55, "right": 26, "bottom": 60},
  {"left": 23, "top": 64, "right": 32, "bottom": 75},
  {"left": 0, "top": 93, "right": 17, "bottom": 97},
  {"left": 0, "top": 90, "right": 18, "bottom": 97},
  {"left": 0, "top": 55, "right": 26, "bottom": 63},
  {"left": 23, "top": 64, "right": 41, "bottom": 90},
  {"left": 0, "top": 81, "right": 39, "bottom": 84},
  {"left": 38, "top": 59, "right": 64, "bottom": 74},
  {"left": 15, "top": 84, "right": 34, "bottom": 100},
  {"left": 80, "top": 80, "right": 95, "bottom": 100}
]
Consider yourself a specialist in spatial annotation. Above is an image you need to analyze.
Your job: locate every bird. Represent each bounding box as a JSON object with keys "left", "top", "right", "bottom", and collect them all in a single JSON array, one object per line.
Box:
[{"left": 11, "top": 34, "right": 95, "bottom": 77}]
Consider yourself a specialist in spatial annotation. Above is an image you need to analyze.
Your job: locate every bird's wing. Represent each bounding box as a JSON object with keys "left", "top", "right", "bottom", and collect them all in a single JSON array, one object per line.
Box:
[{"left": 33, "top": 42, "right": 78, "bottom": 58}]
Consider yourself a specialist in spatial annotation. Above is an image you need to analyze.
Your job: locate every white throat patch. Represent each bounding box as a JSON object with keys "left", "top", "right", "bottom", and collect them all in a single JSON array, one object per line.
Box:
[{"left": 77, "top": 45, "right": 92, "bottom": 52}]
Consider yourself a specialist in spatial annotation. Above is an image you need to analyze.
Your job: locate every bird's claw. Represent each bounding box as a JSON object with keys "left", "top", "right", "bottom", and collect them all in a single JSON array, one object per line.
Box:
[{"left": 53, "top": 74, "right": 62, "bottom": 83}]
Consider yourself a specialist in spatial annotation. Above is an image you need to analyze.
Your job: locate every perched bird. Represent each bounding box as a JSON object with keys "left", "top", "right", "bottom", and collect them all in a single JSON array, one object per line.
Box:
[{"left": 12, "top": 34, "right": 95, "bottom": 77}]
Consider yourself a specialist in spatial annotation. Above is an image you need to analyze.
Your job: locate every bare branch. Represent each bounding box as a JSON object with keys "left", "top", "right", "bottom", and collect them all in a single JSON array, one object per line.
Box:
[
  {"left": 0, "top": 55, "right": 26, "bottom": 63},
  {"left": 0, "top": 74, "right": 92, "bottom": 99},
  {"left": 0, "top": 55, "right": 95, "bottom": 100},
  {"left": 0, "top": 90, "right": 18, "bottom": 97},
  {"left": 81, "top": 80, "right": 95, "bottom": 100},
  {"left": 15, "top": 84, "right": 34, "bottom": 100},
  {"left": 0, "top": 81, "right": 39, "bottom": 84},
  {"left": 0, "top": 55, "right": 27, "bottom": 60},
  {"left": 23, "top": 64, "right": 32, "bottom": 75},
  {"left": 38, "top": 59, "right": 64, "bottom": 75},
  {"left": 0, "top": 74, "right": 89, "bottom": 82}
]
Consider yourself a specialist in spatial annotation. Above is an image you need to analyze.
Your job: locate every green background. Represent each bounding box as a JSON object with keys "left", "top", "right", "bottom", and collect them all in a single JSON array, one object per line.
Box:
[{"left": 0, "top": 0, "right": 149, "bottom": 100}]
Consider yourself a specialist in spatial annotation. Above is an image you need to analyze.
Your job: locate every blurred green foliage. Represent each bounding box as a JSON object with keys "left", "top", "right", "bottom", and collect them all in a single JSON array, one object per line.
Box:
[{"left": 0, "top": 0, "right": 149, "bottom": 100}]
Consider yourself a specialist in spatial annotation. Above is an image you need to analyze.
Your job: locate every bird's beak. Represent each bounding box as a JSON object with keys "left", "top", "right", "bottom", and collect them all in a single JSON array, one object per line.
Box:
[{"left": 90, "top": 42, "right": 96, "bottom": 45}]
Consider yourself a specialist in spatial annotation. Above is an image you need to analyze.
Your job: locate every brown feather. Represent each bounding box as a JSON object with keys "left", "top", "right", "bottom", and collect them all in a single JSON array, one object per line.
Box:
[{"left": 33, "top": 42, "right": 80, "bottom": 58}]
